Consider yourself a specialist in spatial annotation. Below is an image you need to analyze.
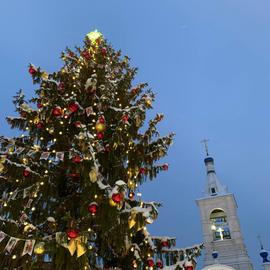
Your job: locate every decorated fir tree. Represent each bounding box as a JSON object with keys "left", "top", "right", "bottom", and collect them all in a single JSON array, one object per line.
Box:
[{"left": 0, "top": 31, "right": 202, "bottom": 270}]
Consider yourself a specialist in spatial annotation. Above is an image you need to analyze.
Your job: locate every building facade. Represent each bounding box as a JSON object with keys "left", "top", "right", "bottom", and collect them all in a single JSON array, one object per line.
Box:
[{"left": 196, "top": 155, "right": 254, "bottom": 270}]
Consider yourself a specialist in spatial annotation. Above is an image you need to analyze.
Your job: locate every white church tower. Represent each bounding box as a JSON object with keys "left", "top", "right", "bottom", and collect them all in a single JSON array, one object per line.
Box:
[{"left": 196, "top": 145, "right": 254, "bottom": 270}]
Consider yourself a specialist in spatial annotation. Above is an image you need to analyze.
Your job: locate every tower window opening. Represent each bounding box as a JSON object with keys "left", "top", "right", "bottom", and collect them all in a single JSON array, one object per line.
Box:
[
  {"left": 210, "top": 209, "right": 231, "bottom": 241},
  {"left": 211, "top": 188, "right": 216, "bottom": 195}
]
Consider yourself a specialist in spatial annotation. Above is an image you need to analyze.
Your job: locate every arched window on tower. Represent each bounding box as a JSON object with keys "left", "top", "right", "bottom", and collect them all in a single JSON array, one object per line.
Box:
[{"left": 210, "top": 209, "right": 231, "bottom": 241}]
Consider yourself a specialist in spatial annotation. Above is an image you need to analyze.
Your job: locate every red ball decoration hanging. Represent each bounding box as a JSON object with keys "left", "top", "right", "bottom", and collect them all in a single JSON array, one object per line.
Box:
[
  {"left": 58, "top": 82, "right": 65, "bottom": 91},
  {"left": 112, "top": 193, "right": 123, "bottom": 204},
  {"left": 162, "top": 163, "right": 169, "bottom": 171},
  {"left": 98, "top": 116, "right": 105, "bottom": 124},
  {"left": 68, "top": 51, "right": 75, "bottom": 57},
  {"left": 184, "top": 261, "right": 194, "bottom": 270},
  {"left": 97, "top": 132, "right": 104, "bottom": 140},
  {"left": 82, "top": 50, "right": 91, "bottom": 60},
  {"left": 67, "top": 172, "right": 80, "bottom": 178},
  {"left": 88, "top": 202, "right": 98, "bottom": 215},
  {"left": 23, "top": 169, "right": 31, "bottom": 177},
  {"left": 68, "top": 102, "right": 79, "bottom": 113},
  {"left": 139, "top": 167, "right": 146, "bottom": 174},
  {"left": 66, "top": 229, "right": 79, "bottom": 239},
  {"left": 28, "top": 65, "right": 37, "bottom": 75},
  {"left": 147, "top": 258, "right": 155, "bottom": 268},
  {"left": 72, "top": 156, "right": 82, "bottom": 164},
  {"left": 101, "top": 47, "right": 107, "bottom": 56},
  {"left": 156, "top": 260, "right": 163, "bottom": 269},
  {"left": 37, "top": 102, "right": 43, "bottom": 109},
  {"left": 122, "top": 114, "right": 129, "bottom": 123},
  {"left": 131, "top": 87, "right": 139, "bottom": 95},
  {"left": 52, "top": 107, "right": 62, "bottom": 117},
  {"left": 73, "top": 121, "right": 82, "bottom": 128},
  {"left": 36, "top": 122, "right": 44, "bottom": 129},
  {"left": 161, "top": 240, "right": 169, "bottom": 247}
]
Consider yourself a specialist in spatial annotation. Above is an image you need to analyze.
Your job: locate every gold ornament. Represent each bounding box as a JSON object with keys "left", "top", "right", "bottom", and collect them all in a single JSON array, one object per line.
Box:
[
  {"left": 0, "top": 156, "right": 6, "bottom": 163},
  {"left": 48, "top": 127, "right": 55, "bottom": 134},
  {"left": 145, "top": 98, "right": 152, "bottom": 108},
  {"left": 24, "top": 223, "right": 36, "bottom": 233},
  {"left": 128, "top": 210, "right": 137, "bottom": 229},
  {"left": 127, "top": 180, "right": 136, "bottom": 189},
  {"left": 33, "top": 116, "right": 40, "bottom": 124},
  {"left": 109, "top": 198, "right": 117, "bottom": 207},
  {"left": 0, "top": 163, "right": 4, "bottom": 173},
  {"left": 8, "top": 146, "right": 15, "bottom": 154},
  {"left": 89, "top": 168, "right": 98, "bottom": 183},
  {"left": 56, "top": 232, "right": 87, "bottom": 258},
  {"left": 67, "top": 236, "right": 87, "bottom": 257},
  {"left": 34, "top": 242, "right": 45, "bottom": 254},
  {"left": 41, "top": 72, "right": 49, "bottom": 80},
  {"left": 95, "top": 123, "right": 106, "bottom": 132}
]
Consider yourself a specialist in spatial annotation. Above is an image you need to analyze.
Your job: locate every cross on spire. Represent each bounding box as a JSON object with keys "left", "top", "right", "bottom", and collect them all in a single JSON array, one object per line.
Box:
[
  {"left": 201, "top": 139, "right": 210, "bottom": 156},
  {"left": 258, "top": 235, "right": 264, "bottom": 249}
]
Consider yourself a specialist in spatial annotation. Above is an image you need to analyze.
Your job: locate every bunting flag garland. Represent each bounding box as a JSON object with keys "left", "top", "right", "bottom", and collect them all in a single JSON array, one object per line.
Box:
[
  {"left": 85, "top": 106, "right": 94, "bottom": 116},
  {"left": 22, "top": 239, "right": 36, "bottom": 256},
  {"left": 40, "top": 152, "right": 51, "bottom": 160},
  {"left": 5, "top": 237, "right": 19, "bottom": 254},
  {"left": 55, "top": 151, "right": 64, "bottom": 161},
  {"left": 0, "top": 231, "right": 6, "bottom": 242}
]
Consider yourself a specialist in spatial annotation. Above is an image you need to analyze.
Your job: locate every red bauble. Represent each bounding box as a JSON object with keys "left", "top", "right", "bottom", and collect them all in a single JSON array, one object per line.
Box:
[
  {"left": 73, "top": 121, "right": 82, "bottom": 128},
  {"left": 66, "top": 229, "right": 79, "bottom": 239},
  {"left": 139, "top": 167, "right": 146, "bottom": 174},
  {"left": 68, "top": 103, "right": 79, "bottom": 113},
  {"left": 36, "top": 122, "right": 44, "bottom": 129},
  {"left": 101, "top": 47, "right": 107, "bottom": 56},
  {"left": 161, "top": 240, "right": 169, "bottom": 247},
  {"left": 52, "top": 107, "right": 62, "bottom": 117},
  {"left": 131, "top": 87, "right": 139, "bottom": 95},
  {"left": 184, "top": 262, "right": 194, "bottom": 270},
  {"left": 112, "top": 193, "right": 123, "bottom": 203},
  {"left": 122, "top": 114, "right": 129, "bottom": 123},
  {"left": 88, "top": 202, "right": 98, "bottom": 215},
  {"left": 162, "top": 163, "right": 169, "bottom": 171},
  {"left": 147, "top": 258, "right": 155, "bottom": 267},
  {"left": 156, "top": 260, "right": 163, "bottom": 268},
  {"left": 98, "top": 116, "right": 105, "bottom": 124},
  {"left": 72, "top": 156, "right": 82, "bottom": 164},
  {"left": 82, "top": 50, "right": 91, "bottom": 60},
  {"left": 68, "top": 51, "right": 75, "bottom": 57},
  {"left": 37, "top": 102, "right": 43, "bottom": 109},
  {"left": 23, "top": 169, "right": 31, "bottom": 177},
  {"left": 28, "top": 66, "right": 37, "bottom": 75},
  {"left": 67, "top": 172, "right": 80, "bottom": 178},
  {"left": 58, "top": 82, "right": 65, "bottom": 91},
  {"left": 97, "top": 132, "right": 104, "bottom": 140}
]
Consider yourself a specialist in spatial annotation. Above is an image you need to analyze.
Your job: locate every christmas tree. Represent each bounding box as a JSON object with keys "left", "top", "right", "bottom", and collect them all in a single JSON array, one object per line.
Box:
[{"left": 0, "top": 31, "right": 202, "bottom": 270}]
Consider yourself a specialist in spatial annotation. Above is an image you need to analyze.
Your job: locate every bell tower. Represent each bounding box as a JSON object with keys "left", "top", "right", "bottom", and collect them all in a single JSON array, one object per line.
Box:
[{"left": 196, "top": 145, "right": 253, "bottom": 270}]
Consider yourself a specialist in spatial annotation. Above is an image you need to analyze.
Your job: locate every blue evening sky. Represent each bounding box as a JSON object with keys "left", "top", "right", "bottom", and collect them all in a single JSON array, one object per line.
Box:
[{"left": 1, "top": 1, "right": 270, "bottom": 269}]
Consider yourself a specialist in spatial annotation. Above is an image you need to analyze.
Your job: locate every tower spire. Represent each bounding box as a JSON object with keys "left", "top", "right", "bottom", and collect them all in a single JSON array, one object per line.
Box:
[{"left": 200, "top": 140, "right": 227, "bottom": 197}]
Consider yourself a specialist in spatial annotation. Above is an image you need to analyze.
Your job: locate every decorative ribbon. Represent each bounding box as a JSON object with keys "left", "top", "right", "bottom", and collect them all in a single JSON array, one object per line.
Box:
[{"left": 56, "top": 233, "right": 87, "bottom": 258}]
